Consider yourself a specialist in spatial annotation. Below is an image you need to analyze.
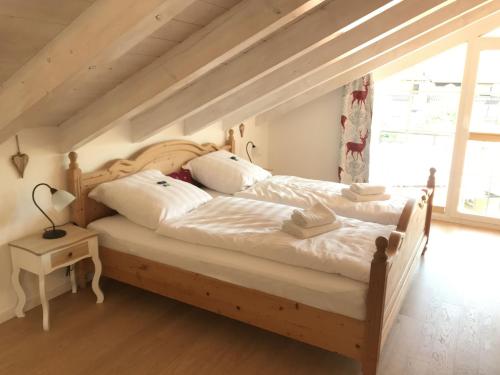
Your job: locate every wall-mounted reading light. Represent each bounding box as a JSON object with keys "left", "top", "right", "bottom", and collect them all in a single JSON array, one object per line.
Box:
[{"left": 246, "top": 141, "right": 256, "bottom": 163}]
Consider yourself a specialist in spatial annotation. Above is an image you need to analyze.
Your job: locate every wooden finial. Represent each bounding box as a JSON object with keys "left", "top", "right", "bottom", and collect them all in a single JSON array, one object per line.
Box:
[
  {"left": 69, "top": 151, "right": 78, "bottom": 168},
  {"left": 374, "top": 237, "right": 388, "bottom": 262},
  {"left": 227, "top": 129, "right": 236, "bottom": 153},
  {"left": 427, "top": 167, "right": 436, "bottom": 189}
]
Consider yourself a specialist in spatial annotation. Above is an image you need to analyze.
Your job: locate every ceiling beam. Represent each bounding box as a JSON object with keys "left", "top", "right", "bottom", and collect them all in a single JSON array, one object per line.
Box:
[
  {"left": 57, "top": 0, "right": 326, "bottom": 152},
  {"left": 0, "top": 0, "right": 196, "bottom": 144},
  {"left": 258, "top": 3, "right": 500, "bottom": 127},
  {"left": 222, "top": 0, "right": 499, "bottom": 129},
  {"left": 183, "top": 0, "right": 457, "bottom": 135},
  {"left": 374, "top": 14, "right": 500, "bottom": 81},
  {"left": 130, "top": 0, "right": 393, "bottom": 142},
  {"left": 257, "top": 4, "right": 500, "bottom": 127}
]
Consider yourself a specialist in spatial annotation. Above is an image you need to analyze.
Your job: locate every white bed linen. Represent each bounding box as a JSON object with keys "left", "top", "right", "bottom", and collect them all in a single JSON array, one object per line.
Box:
[
  {"left": 89, "top": 215, "right": 368, "bottom": 319},
  {"left": 235, "top": 175, "right": 410, "bottom": 225},
  {"left": 157, "top": 197, "right": 395, "bottom": 283},
  {"left": 202, "top": 188, "right": 230, "bottom": 198},
  {"left": 88, "top": 170, "right": 212, "bottom": 229},
  {"left": 184, "top": 150, "right": 271, "bottom": 194}
]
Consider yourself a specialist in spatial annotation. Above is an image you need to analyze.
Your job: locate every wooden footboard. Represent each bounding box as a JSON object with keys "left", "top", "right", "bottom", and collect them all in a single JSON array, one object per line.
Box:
[{"left": 363, "top": 181, "right": 433, "bottom": 374}]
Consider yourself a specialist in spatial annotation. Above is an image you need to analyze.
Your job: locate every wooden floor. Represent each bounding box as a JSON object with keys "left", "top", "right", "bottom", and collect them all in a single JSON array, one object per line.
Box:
[{"left": 1, "top": 221, "right": 499, "bottom": 375}]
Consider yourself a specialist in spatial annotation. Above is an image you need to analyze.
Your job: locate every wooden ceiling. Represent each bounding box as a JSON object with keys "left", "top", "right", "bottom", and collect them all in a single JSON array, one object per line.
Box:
[
  {"left": 0, "top": 0, "right": 240, "bottom": 84},
  {"left": 0, "top": 0, "right": 498, "bottom": 150},
  {"left": 0, "top": 0, "right": 96, "bottom": 84}
]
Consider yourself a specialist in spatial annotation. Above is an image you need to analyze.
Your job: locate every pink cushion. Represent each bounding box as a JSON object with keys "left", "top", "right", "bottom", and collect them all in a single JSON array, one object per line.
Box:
[{"left": 168, "top": 169, "right": 195, "bottom": 185}]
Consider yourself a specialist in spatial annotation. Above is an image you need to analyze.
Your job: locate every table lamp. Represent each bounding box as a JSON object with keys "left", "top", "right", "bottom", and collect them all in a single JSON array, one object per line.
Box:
[{"left": 32, "top": 183, "right": 75, "bottom": 239}]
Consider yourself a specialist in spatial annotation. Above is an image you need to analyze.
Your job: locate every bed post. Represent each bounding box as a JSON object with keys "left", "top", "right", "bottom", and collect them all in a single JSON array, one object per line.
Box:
[
  {"left": 363, "top": 237, "right": 389, "bottom": 375},
  {"left": 227, "top": 129, "right": 236, "bottom": 153},
  {"left": 67, "top": 151, "right": 91, "bottom": 288},
  {"left": 423, "top": 167, "right": 436, "bottom": 253},
  {"left": 67, "top": 152, "right": 85, "bottom": 227}
]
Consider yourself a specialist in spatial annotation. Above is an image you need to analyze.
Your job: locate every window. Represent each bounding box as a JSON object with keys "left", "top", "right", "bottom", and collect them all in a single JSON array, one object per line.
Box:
[
  {"left": 370, "top": 45, "right": 467, "bottom": 207},
  {"left": 458, "top": 49, "right": 500, "bottom": 219},
  {"left": 371, "top": 29, "right": 500, "bottom": 227},
  {"left": 460, "top": 141, "right": 500, "bottom": 218},
  {"left": 469, "top": 50, "right": 500, "bottom": 134}
]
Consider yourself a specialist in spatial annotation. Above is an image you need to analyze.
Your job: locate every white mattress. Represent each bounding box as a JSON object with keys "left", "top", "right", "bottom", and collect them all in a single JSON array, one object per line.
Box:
[{"left": 89, "top": 215, "right": 368, "bottom": 320}]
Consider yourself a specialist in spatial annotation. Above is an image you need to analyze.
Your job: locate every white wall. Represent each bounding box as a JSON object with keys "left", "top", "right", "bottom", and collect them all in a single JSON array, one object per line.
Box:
[
  {"left": 0, "top": 119, "right": 267, "bottom": 324},
  {"left": 267, "top": 89, "right": 342, "bottom": 181},
  {"left": 0, "top": 128, "right": 72, "bottom": 323}
]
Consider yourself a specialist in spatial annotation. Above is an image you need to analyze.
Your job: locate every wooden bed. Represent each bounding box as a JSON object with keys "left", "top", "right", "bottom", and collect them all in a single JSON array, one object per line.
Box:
[{"left": 66, "top": 130, "right": 435, "bottom": 375}]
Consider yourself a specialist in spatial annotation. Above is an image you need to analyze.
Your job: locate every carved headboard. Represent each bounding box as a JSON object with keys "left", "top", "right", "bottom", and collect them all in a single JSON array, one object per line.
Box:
[{"left": 67, "top": 130, "right": 235, "bottom": 227}]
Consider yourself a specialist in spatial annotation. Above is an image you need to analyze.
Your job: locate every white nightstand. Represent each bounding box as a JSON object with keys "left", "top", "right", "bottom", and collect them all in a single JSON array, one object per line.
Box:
[{"left": 9, "top": 224, "right": 104, "bottom": 331}]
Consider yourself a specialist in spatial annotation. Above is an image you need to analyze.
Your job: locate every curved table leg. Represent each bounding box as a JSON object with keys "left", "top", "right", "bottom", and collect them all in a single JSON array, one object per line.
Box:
[
  {"left": 11, "top": 265, "right": 26, "bottom": 318},
  {"left": 38, "top": 274, "right": 49, "bottom": 331},
  {"left": 91, "top": 254, "right": 104, "bottom": 304}
]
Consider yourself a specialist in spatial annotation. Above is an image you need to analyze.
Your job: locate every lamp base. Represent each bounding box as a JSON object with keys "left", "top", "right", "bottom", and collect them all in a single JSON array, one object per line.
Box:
[{"left": 43, "top": 229, "right": 67, "bottom": 239}]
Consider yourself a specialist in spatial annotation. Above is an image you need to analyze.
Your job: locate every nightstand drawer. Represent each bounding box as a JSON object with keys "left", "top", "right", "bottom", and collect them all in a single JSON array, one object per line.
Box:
[{"left": 51, "top": 242, "right": 89, "bottom": 268}]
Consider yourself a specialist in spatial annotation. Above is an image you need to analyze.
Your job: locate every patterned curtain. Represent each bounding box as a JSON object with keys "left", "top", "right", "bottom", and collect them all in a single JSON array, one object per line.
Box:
[{"left": 337, "top": 74, "right": 374, "bottom": 183}]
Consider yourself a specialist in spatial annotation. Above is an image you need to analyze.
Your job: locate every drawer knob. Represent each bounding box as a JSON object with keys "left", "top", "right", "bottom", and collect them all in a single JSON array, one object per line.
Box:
[{"left": 67, "top": 252, "right": 73, "bottom": 258}]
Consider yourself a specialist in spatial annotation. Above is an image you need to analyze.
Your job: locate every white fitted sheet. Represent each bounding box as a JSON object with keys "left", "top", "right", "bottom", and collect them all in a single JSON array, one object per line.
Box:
[{"left": 89, "top": 215, "right": 368, "bottom": 320}]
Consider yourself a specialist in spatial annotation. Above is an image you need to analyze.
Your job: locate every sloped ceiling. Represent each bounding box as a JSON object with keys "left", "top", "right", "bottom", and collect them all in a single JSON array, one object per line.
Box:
[
  {"left": 0, "top": 0, "right": 242, "bottom": 136},
  {"left": 0, "top": 0, "right": 96, "bottom": 84},
  {"left": 0, "top": 0, "right": 498, "bottom": 150}
]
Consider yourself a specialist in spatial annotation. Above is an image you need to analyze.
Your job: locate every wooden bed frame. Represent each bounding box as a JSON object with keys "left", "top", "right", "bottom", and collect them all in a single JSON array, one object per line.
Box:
[{"left": 66, "top": 130, "right": 435, "bottom": 375}]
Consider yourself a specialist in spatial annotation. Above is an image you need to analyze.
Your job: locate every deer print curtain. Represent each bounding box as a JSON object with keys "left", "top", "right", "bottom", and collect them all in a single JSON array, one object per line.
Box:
[{"left": 337, "top": 74, "right": 374, "bottom": 183}]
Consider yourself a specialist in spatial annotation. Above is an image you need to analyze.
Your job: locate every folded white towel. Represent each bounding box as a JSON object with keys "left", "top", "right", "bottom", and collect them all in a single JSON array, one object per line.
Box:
[
  {"left": 282, "top": 220, "right": 341, "bottom": 239},
  {"left": 350, "top": 183, "right": 386, "bottom": 195},
  {"left": 342, "top": 188, "right": 391, "bottom": 202},
  {"left": 291, "top": 202, "right": 336, "bottom": 228}
]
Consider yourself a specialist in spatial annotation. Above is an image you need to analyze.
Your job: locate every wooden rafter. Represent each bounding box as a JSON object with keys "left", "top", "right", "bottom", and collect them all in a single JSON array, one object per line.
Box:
[
  {"left": 0, "top": 0, "right": 197, "bottom": 144},
  {"left": 57, "top": 0, "right": 326, "bottom": 152},
  {"left": 256, "top": 2, "right": 500, "bottom": 127},
  {"left": 183, "top": 0, "right": 462, "bottom": 135},
  {"left": 129, "top": 0, "right": 392, "bottom": 142},
  {"left": 225, "top": 0, "right": 499, "bottom": 129}
]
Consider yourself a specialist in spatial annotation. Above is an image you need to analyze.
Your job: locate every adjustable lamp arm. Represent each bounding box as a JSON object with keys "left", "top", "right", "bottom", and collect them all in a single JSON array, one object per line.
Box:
[
  {"left": 32, "top": 183, "right": 57, "bottom": 232},
  {"left": 246, "top": 141, "right": 256, "bottom": 163}
]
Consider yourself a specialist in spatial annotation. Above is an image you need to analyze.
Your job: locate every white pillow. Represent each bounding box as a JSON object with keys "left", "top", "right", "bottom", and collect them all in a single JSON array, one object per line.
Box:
[
  {"left": 89, "top": 170, "right": 212, "bottom": 229},
  {"left": 184, "top": 150, "right": 271, "bottom": 194}
]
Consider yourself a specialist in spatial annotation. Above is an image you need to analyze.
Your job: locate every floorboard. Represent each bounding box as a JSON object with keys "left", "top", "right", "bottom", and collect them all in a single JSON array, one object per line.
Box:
[{"left": 0, "top": 221, "right": 499, "bottom": 375}]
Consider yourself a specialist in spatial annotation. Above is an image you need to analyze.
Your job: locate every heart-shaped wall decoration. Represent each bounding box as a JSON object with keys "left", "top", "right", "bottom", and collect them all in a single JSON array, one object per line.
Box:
[{"left": 11, "top": 135, "right": 29, "bottom": 178}]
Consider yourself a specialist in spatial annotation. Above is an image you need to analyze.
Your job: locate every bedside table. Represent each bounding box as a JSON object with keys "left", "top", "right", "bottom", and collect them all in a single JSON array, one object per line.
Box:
[{"left": 9, "top": 224, "right": 104, "bottom": 331}]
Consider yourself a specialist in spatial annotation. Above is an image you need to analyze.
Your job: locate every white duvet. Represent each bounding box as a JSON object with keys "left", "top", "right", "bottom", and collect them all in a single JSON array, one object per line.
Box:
[
  {"left": 235, "top": 175, "right": 409, "bottom": 225},
  {"left": 157, "top": 197, "right": 395, "bottom": 283}
]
